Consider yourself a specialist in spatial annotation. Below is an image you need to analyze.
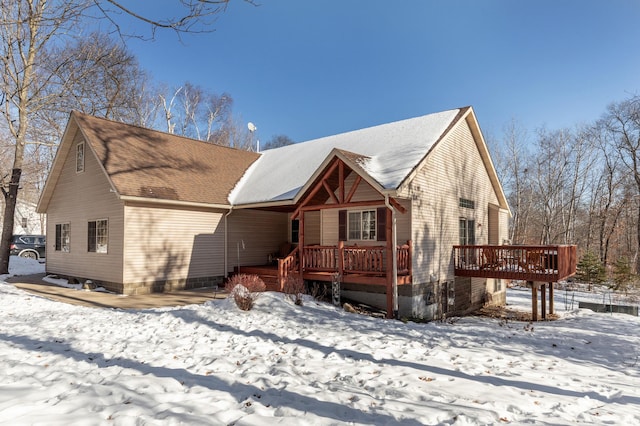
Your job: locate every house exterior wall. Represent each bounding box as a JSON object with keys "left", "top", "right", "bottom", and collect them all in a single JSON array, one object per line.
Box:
[
  {"left": 122, "top": 203, "right": 227, "bottom": 294},
  {"left": 319, "top": 177, "right": 411, "bottom": 246},
  {"left": 302, "top": 211, "right": 321, "bottom": 245},
  {"left": 227, "top": 209, "right": 288, "bottom": 273},
  {"left": 396, "top": 117, "right": 505, "bottom": 318},
  {"left": 45, "top": 129, "right": 125, "bottom": 286}
]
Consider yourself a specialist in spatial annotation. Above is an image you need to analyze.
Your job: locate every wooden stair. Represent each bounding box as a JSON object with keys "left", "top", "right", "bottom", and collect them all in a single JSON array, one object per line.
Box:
[{"left": 233, "top": 265, "right": 281, "bottom": 292}]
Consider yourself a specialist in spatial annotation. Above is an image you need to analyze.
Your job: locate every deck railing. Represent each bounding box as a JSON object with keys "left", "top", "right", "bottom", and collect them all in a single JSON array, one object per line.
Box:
[
  {"left": 277, "top": 246, "right": 299, "bottom": 289},
  {"left": 303, "top": 246, "right": 338, "bottom": 272},
  {"left": 453, "top": 245, "right": 577, "bottom": 282},
  {"left": 302, "top": 240, "right": 412, "bottom": 277}
]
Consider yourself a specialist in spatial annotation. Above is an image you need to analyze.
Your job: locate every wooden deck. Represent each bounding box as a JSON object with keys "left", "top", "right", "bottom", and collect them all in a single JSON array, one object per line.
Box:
[
  {"left": 453, "top": 245, "right": 577, "bottom": 282},
  {"left": 454, "top": 244, "right": 577, "bottom": 321},
  {"left": 236, "top": 241, "right": 413, "bottom": 292}
]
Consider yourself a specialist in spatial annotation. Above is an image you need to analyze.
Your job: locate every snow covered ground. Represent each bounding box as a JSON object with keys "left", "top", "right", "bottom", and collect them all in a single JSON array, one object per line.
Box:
[{"left": 1, "top": 258, "right": 639, "bottom": 425}]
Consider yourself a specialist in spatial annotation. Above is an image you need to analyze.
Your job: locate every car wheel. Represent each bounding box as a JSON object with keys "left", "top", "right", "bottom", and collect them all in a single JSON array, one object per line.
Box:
[{"left": 19, "top": 250, "right": 38, "bottom": 260}]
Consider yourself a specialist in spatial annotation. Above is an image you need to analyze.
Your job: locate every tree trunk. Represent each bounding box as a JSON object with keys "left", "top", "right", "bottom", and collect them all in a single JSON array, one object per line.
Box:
[
  {"left": 0, "top": 169, "right": 22, "bottom": 274},
  {"left": 636, "top": 201, "right": 640, "bottom": 274}
]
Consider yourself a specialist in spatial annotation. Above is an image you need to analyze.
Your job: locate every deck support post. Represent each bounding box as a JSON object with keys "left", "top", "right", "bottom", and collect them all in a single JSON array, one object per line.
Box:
[
  {"left": 529, "top": 281, "right": 538, "bottom": 321},
  {"left": 385, "top": 206, "right": 394, "bottom": 319},
  {"left": 541, "top": 283, "right": 546, "bottom": 320},
  {"left": 299, "top": 212, "right": 305, "bottom": 279},
  {"left": 548, "top": 282, "right": 554, "bottom": 315}
]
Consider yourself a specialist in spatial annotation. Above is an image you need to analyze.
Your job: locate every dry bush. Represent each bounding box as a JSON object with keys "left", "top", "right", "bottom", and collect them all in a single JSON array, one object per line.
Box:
[
  {"left": 226, "top": 274, "right": 265, "bottom": 311},
  {"left": 283, "top": 274, "right": 305, "bottom": 306}
]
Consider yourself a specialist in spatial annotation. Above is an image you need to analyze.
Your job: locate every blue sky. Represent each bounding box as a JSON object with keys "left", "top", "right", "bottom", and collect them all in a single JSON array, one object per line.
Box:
[{"left": 122, "top": 0, "right": 640, "bottom": 144}]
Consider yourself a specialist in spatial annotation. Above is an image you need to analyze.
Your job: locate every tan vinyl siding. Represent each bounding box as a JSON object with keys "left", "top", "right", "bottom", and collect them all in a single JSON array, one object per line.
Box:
[
  {"left": 396, "top": 199, "right": 412, "bottom": 244},
  {"left": 343, "top": 174, "right": 383, "bottom": 202},
  {"left": 402, "top": 117, "right": 500, "bottom": 284},
  {"left": 500, "top": 209, "right": 510, "bottom": 244},
  {"left": 321, "top": 195, "right": 411, "bottom": 246},
  {"left": 227, "top": 209, "right": 288, "bottom": 273},
  {"left": 45, "top": 131, "right": 124, "bottom": 283},
  {"left": 123, "top": 204, "right": 226, "bottom": 283},
  {"left": 488, "top": 204, "right": 500, "bottom": 245},
  {"left": 303, "top": 211, "right": 321, "bottom": 245},
  {"left": 321, "top": 209, "right": 339, "bottom": 246}
]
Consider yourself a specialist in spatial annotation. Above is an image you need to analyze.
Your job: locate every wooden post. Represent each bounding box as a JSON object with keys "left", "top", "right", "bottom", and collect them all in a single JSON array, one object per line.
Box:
[
  {"left": 541, "top": 283, "right": 546, "bottom": 320},
  {"left": 530, "top": 281, "right": 538, "bottom": 321},
  {"left": 407, "top": 240, "right": 413, "bottom": 277},
  {"left": 299, "top": 212, "right": 305, "bottom": 278},
  {"left": 386, "top": 207, "right": 394, "bottom": 319},
  {"left": 338, "top": 240, "right": 344, "bottom": 278},
  {"left": 548, "top": 282, "right": 554, "bottom": 315}
]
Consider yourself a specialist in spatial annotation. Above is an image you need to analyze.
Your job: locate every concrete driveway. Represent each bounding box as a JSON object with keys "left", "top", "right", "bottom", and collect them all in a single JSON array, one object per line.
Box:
[{"left": 5, "top": 274, "right": 227, "bottom": 309}]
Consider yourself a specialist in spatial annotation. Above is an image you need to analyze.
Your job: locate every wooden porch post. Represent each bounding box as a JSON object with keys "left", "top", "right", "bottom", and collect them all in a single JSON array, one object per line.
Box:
[
  {"left": 541, "top": 283, "right": 547, "bottom": 320},
  {"left": 548, "top": 282, "right": 554, "bottom": 315},
  {"left": 529, "top": 281, "right": 538, "bottom": 321},
  {"left": 338, "top": 240, "right": 344, "bottom": 278},
  {"left": 299, "top": 212, "right": 305, "bottom": 278},
  {"left": 386, "top": 207, "right": 394, "bottom": 319}
]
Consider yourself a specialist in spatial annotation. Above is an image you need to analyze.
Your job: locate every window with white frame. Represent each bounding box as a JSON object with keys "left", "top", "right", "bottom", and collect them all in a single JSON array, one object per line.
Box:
[
  {"left": 348, "top": 210, "right": 376, "bottom": 240},
  {"left": 459, "top": 217, "right": 475, "bottom": 245},
  {"left": 55, "top": 223, "right": 70, "bottom": 252},
  {"left": 459, "top": 198, "right": 475, "bottom": 209},
  {"left": 88, "top": 219, "right": 108, "bottom": 253},
  {"left": 76, "top": 142, "right": 84, "bottom": 173}
]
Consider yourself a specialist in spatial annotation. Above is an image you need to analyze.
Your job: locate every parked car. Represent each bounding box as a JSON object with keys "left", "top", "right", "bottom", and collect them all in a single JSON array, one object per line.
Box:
[{"left": 10, "top": 235, "right": 46, "bottom": 260}]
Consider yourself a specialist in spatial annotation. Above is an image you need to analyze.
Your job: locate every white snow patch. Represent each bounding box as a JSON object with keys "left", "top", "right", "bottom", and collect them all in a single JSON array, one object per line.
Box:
[{"left": 0, "top": 273, "right": 639, "bottom": 424}]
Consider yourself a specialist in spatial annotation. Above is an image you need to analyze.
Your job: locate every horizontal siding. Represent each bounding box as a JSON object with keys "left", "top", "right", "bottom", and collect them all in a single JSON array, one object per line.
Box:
[
  {"left": 321, "top": 209, "right": 339, "bottom": 246},
  {"left": 403, "top": 117, "right": 500, "bottom": 285},
  {"left": 321, "top": 201, "right": 411, "bottom": 246},
  {"left": 123, "top": 204, "right": 226, "bottom": 282},
  {"left": 303, "top": 211, "right": 321, "bottom": 245},
  {"left": 500, "top": 209, "right": 510, "bottom": 244},
  {"left": 227, "top": 209, "right": 288, "bottom": 273},
  {"left": 396, "top": 199, "right": 412, "bottom": 244},
  {"left": 344, "top": 174, "right": 384, "bottom": 202},
  {"left": 45, "top": 131, "right": 124, "bottom": 283}
]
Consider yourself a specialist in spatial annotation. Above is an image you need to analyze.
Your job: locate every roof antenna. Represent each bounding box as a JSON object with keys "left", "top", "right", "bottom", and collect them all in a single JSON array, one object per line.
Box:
[{"left": 247, "top": 122, "right": 259, "bottom": 152}]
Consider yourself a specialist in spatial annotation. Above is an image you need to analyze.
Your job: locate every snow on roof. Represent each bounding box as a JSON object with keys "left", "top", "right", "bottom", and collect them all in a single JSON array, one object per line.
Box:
[{"left": 230, "top": 108, "right": 461, "bottom": 205}]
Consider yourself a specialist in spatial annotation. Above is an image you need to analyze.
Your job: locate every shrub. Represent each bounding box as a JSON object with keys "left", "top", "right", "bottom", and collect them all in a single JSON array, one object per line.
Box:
[
  {"left": 226, "top": 274, "right": 265, "bottom": 311},
  {"left": 612, "top": 257, "right": 638, "bottom": 294},
  {"left": 283, "top": 274, "right": 305, "bottom": 306},
  {"left": 576, "top": 251, "right": 606, "bottom": 289}
]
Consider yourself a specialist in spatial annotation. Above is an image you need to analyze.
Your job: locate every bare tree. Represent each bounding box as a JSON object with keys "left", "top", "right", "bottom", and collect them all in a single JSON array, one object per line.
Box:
[
  {"left": 603, "top": 95, "right": 640, "bottom": 272},
  {"left": 495, "top": 120, "right": 534, "bottom": 244},
  {"left": 263, "top": 134, "right": 295, "bottom": 150},
  {"left": 0, "top": 0, "right": 252, "bottom": 274},
  {"left": 158, "top": 82, "right": 233, "bottom": 140},
  {"left": 95, "top": 0, "right": 256, "bottom": 39}
]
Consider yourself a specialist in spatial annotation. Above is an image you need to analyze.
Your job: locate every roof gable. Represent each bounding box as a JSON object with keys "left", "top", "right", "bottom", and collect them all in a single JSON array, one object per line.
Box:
[
  {"left": 39, "top": 112, "right": 260, "bottom": 211},
  {"left": 230, "top": 108, "right": 462, "bottom": 205}
]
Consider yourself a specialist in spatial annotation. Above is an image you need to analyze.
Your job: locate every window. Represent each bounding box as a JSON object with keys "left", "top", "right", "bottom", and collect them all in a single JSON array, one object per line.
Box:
[
  {"left": 55, "top": 223, "right": 70, "bottom": 252},
  {"left": 76, "top": 142, "right": 84, "bottom": 173},
  {"left": 348, "top": 210, "right": 376, "bottom": 240},
  {"left": 21, "top": 217, "right": 27, "bottom": 228},
  {"left": 88, "top": 219, "right": 108, "bottom": 253},
  {"left": 291, "top": 219, "right": 299, "bottom": 244},
  {"left": 459, "top": 218, "right": 475, "bottom": 245},
  {"left": 459, "top": 198, "right": 475, "bottom": 209}
]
